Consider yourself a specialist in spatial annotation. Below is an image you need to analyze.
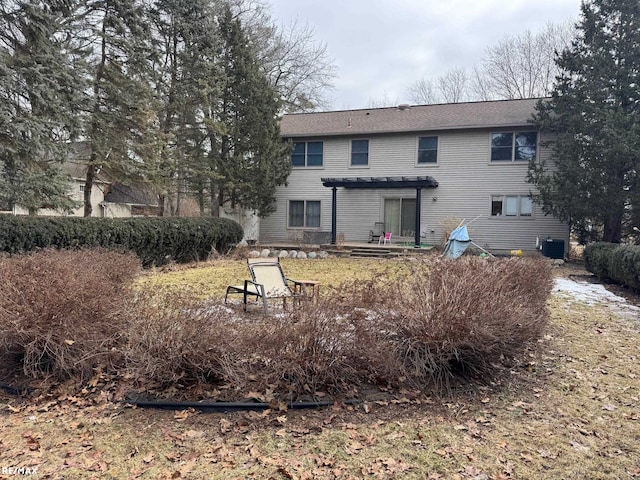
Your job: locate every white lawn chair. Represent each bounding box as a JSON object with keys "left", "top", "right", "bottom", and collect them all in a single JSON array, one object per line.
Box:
[{"left": 225, "top": 258, "right": 309, "bottom": 314}]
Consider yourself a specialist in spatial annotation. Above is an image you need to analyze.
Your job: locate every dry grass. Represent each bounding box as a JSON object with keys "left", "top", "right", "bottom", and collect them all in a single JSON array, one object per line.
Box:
[
  {"left": 1, "top": 276, "right": 638, "bottom": 479},
  {"left": 138, "top": 256, "right": 407, "bottom": 300}
]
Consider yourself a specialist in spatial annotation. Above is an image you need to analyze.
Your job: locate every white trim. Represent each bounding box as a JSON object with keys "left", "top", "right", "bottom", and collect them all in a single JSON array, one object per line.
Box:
[
  {"left": 349, "top": 138, "right": 370, "bottom": 167},
  {"left": 415, "top": 135, "right": 439, "bottom": 167},
  {"left": 489, "top": 194, "right": 535, "bottom": 218}
]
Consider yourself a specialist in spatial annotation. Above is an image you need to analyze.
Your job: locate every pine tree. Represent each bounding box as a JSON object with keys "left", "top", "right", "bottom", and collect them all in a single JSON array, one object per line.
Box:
[
  {"left": 529, "top": 0, "right": 640, "bottom": 243},
  {"left": 75, "top": 0, "right": 159, "bottom": 216},
  {"left": 150, "top": 0, "right": 222, "bottom": 216},
  {"left": 211, "top": 7, "right": 290, "bottom": 218},
  {"left": 0, "top": 0, "right": 83, "bottom": 214}
]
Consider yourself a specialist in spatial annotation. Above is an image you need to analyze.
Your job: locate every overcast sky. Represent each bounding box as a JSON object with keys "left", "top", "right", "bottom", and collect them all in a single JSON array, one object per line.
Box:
[{"left": 269, "top": 0, "right": 583, "bottom": 110}]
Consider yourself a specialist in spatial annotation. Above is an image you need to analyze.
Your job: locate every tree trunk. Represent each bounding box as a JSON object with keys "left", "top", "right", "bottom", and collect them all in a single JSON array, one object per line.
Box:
[
  {"left": 157, "top": 193, "right": 166, "bottom": 217},
  {"left": 83, "top": 162, "right": 96, "bottom": 217},
  {"left": 603, "top": 210, "right": 623, "bottom": 243},
  {"left": 85, "top": 17, "right": 106, "bottom": 219}
]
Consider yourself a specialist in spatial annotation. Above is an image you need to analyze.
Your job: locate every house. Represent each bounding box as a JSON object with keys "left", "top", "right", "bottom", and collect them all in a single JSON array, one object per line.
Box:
[
  {"left": 260, "top": 98, "right": 569, "bottom": 254},
  {"left": 10, "top": 144, "right": 159, "bottom": 218},
  {"left": 102, "top": 182, "right": 160, "bottom": 217}
]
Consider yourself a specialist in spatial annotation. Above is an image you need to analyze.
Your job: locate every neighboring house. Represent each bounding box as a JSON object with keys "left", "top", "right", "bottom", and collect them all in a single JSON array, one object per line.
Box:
[
  {"left": 11, "top": 159, "right": 109, "bottom": 217},
  {"left": 102, "top": 182, "right": 160, "bottom": 218},
  {"left": 260, "top": 98, "right": 569, "bottom": 253},
  {"left": 11, "top": 159, "right": 159, "bottom": 218}
]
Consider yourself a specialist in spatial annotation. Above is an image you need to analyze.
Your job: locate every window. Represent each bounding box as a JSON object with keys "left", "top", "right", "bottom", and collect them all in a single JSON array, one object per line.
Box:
[
  {"left": 417, "top": 136, "right": 438, "bottom": 164},
  {"left": 289, "top": 200, "right": 321, "bottom": 228},
  {"left": 79, "top": 184, "right": 85, "bottom": 192},
  {"left": 291, "top": 141, "right": 323, "bottom": 167},
  {"left": 491, "top": 195, "right": 533, "bottom": 217},
  {"left": 351, "top": 139, "right": 369, "bottom": 166},
  {"left": 491, "top": 132, "right": 537, "bottom": 162}
]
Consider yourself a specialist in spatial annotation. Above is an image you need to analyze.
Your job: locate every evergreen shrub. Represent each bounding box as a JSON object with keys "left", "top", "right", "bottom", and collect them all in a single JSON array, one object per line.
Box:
[
  {"left": 583, "top": 242, "right": 618, "bottom": 280},
  {"left": 0, "top": 215, "right": 243, "bottom": 266},
  {"left": 584, "top": 242, "right": 640, "bottom": 290}
]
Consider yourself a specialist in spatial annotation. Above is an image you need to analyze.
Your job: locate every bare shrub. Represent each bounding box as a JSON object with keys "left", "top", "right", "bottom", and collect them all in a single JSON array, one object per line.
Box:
[
  {"left": 224, "top": 298, "right": 366, "bottom": 399},
  {"left": 366, "top": 257, "right": 553, "bottom": 391},
  {"left": 0, "top": 248, "right": 140, "bottom": 380},
  {"left": 440, "top": 216, "right": 463, "bottom": 247},
  {"left": 126, "top": 257, "right": 552, "bottom": 398},
  {"left": 4, "top": 250, "right": 552, "bottom": 399},
  {"left": 124, "top": 293, "right": 236, "bottom": 386},
  {"left": 123, "top": 293, "right": 378, "bottom": 400}
]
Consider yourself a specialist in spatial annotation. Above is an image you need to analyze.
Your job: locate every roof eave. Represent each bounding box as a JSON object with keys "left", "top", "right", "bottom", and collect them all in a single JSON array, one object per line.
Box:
[{"left": 282, "top": 122, "right": 536, "bottom": 138}]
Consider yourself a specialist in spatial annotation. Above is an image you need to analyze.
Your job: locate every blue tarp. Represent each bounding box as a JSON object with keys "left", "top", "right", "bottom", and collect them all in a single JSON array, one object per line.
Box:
[{"left": 442, "top": 225, "right": 471, "bottom": 259}]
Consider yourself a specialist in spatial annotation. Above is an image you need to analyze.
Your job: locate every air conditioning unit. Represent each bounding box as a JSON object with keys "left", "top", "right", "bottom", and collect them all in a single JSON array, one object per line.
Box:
[{"left": 541, "top": 238, "right": 565, "bottom": 259}]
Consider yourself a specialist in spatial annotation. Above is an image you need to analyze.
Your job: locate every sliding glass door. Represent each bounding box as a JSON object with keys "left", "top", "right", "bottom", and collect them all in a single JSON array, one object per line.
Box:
[{"left": 384, "top": 198, "right": 416, "bottom": 237}]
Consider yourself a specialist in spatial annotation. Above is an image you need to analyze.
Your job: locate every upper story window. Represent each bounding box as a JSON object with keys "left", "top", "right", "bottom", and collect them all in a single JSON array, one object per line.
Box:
[
  {"left": 491, "top": 195, "right": 533, "bottom": 217},
  {"left": 491, "top": 132, "right": 537, "bottom": 162},
  {"left": 291, "top": 141, "right": 323, "bottom": 167},
  {"left": 417, "top": 136, "right": 438, "bottom": 164},
  {"left": 351, "top": 139, "right": 369, "bottom": 166}
]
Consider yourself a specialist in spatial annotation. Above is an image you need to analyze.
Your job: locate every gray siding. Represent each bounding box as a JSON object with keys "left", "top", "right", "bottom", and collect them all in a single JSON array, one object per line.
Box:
[{"left": 260, "top": 129, "right": 569, "bottom": 252}]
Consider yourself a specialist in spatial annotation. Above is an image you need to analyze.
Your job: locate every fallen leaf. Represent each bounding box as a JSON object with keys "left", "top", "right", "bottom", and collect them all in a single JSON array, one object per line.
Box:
[
  {"left": 570, "top": 441, "right": 590, "bottom": 452},
  {"left": 219, "top": 418, "right": 233, "bottom": 433},
  {"left": 174, "top": 410, "right": 190, "bottom": 421}
]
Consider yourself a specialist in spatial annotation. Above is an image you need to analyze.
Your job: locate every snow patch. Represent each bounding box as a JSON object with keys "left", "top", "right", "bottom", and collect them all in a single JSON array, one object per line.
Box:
[{"left": 553, "top": 277, "right": 640, "bottom": 318}]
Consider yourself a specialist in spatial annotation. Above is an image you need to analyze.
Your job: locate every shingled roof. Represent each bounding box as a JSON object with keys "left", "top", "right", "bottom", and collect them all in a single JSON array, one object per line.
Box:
[
  {"left": 103, "top": 182, "right": 157, "bottom": 206},
  {"left": 280, "top": 98, "right": 543, "bottom": 138}
]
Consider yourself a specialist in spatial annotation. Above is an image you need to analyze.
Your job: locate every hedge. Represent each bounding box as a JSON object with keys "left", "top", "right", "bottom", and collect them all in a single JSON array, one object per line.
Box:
[
  {"left": 584, "top": 242, "right": 640, "bottom": 290},
  {"left": 0, "top": 215, "right": 243, "bottom": 266}
]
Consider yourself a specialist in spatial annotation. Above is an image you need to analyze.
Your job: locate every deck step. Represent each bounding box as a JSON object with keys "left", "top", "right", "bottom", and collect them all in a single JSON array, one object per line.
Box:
[
  {"left": 350, "top": 248, "right": 392, "bottom": 258},
  {"left": 325, "top": 249, "right": 351, "bottom": 257}
]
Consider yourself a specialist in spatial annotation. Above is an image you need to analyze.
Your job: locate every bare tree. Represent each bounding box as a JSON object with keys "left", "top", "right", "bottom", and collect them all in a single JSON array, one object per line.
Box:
[
  {"left": 407, "top": 20, "right": 574, "bottom": 103},
  {"left": 469, "top": 65, "right": 494, "bottom": 101},
  {"left": 437, "top": 67, "right": 468, "bottom": 103},
  {"left": 229, "top": 1, "right": 336, "bottom": 112},
  {"left": 473, "top": 20, "right": 574, "bottom": 99},
  {"left": 408, "top": 78, "right": 438, "bottom": 104},
  {"left": 365, "top": 92, "right": 399, "bottom": 108},
  {"left": 408, "top": 67, "right": 469, "bottom": 104},
  {"left": 258, "top": 18, "right": 336, "bottom": 112}
]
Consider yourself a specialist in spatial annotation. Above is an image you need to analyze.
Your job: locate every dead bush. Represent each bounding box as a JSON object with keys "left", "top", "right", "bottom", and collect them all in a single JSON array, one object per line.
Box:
[
  {"left": 123, "top": 257, "right": 553, "bottom": 399},
  {"left": 123, "top": 292, "right": 379, "bottom": 400},
  {"left": 3, "top": 251, "right": 552, "bottom": 400},
  {"left": 224, "top": 298, "right": 366, "bottom": 399},
  {"left": 124, "top": 293, "right": 237, "bottom": 386},
  {"left": 365, "top": 257, "right": 553, "bottom": 391},
  {"left": 0, "top": 248, "right": 140, "bottom": 380}
]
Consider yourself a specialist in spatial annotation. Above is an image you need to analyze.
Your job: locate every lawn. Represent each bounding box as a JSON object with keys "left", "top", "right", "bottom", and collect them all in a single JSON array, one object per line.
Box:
[{"left": 1, "top": 257, "right": 639, "bottom": 479}]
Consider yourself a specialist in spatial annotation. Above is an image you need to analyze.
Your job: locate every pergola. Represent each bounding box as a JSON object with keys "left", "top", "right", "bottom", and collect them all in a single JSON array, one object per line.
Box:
[{"left": 321, "top": 176, "right": 439, "bottom": 247}]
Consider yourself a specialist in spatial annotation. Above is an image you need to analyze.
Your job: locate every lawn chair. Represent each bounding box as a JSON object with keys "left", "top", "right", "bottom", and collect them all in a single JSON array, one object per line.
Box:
[
  {"left": 379, "top": 232, "right": 392, "bottom": 245},
  {"left": 224, "top": 258, "right": 308, "bottom": 314}
]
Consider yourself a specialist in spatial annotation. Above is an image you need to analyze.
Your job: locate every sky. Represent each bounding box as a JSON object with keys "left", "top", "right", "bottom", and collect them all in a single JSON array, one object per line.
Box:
[{"left": 268, "top": 0, "right": 583, "bottom": 110}]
